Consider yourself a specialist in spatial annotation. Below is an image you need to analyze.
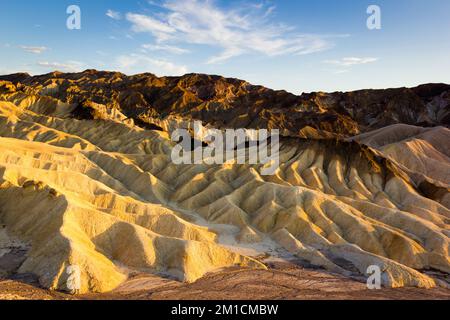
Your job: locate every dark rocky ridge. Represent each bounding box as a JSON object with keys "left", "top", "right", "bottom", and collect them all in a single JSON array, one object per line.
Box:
[{"left": 0, "top": 70, "right": 449, "bottom": 137}]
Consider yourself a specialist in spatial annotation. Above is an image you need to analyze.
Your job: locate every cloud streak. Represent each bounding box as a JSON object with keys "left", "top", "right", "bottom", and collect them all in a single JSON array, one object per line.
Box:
[
  {"left": 324, "top": 57, "right": 378, "bottom": 67},
  {"left": 21, "top": 46, "right": 48, "bottom": 54},
  {"left": 37, "top": 61, "right": 85, "bottom": 72},
  {"left": 126, "top": 0, "right": 336, "bottom": 64},
  {"left": 115, "top": 53, "right": 188, "bottom": 76},
  {"left": 106, "top": 9, "right": 122, "bottom": 20},
  {"left": 141, "top": 43, "right": 190, "bottom": 54}
]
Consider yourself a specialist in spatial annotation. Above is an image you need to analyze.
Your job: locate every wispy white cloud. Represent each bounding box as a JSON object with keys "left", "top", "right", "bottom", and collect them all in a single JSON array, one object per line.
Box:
[
  {"left": 141, "top": 43, "right": 190, "bottom": 55},
  {"left": 324, "top": 57, "right": 378, "bottom": 67},
  {"left": 125, "top": 0, "right": 337, "bottom": 64},
  {"left": 106, "top": 9, "right": 122, "bottom": 20},
  {"left": 20, "top": 46, "right": 48, "bottom": 54},
  {"left": 263, "top": 5, "right": 276, "bottom": 18},
  {"left": 36, "top": 61, "right": 85, "bottom": 72},
  {"left": 115, "top": 53, "right": 188, "bottom": 76},
  {"left": 126, "top": 13, "right": 175, "bottom": 41}
]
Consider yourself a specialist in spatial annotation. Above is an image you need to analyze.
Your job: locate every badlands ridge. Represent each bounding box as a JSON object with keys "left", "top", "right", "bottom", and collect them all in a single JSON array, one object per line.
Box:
[{"left": 0, "top": 70, "right": 449, "bottom": 294}]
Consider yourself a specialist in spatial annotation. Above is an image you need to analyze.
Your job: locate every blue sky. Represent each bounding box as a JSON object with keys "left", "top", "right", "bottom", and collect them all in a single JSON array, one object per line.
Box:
[{"left": 0, "top": 0, "right": 449, "bottom": 94}]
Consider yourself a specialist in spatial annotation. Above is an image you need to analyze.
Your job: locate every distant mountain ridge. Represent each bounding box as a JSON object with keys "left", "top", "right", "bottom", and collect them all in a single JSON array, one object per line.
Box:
[{"left": 1, "top": 70, "right": 448, "bottom": 138}]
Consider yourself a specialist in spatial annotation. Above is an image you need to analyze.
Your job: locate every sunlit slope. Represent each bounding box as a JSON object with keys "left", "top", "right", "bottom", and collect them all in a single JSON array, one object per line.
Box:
[
  {"left": 0, "top": 91, "right": 449, "bottom": 293},
  {"left": 0, "top": 102, "right": 265, "bottom": 293},
  {"left": 351, "top": 124, "right": 450, "bottom": 209},
  {"left": 352, "top": 124, "right": 450, "bottom": 186}
]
